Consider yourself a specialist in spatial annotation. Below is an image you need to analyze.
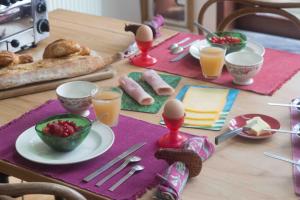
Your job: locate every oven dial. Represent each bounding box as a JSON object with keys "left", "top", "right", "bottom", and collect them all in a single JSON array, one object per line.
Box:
[
  {"left": 37, "top": 2, "right": 47, "bottom": 13},
  {"left": 37, "top": 19, "right": 50, "bottom": 33},
  {"left": 10, "top": 39, "right": 20, "bottom": 48}
]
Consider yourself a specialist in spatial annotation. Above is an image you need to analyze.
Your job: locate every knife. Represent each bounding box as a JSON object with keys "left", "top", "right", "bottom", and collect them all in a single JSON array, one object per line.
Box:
[
  {"left": 264, "top": 152, "right": 300, "bottom": 166},
  {"left": 215, "top": 120, "right": 257, "bottom": 145},
  {"left": 170, "top": 51, "right": 190, "bottom": 62},
  {"left": 82, "top": 142, "right": 146, "bottom": 182},
  {"left": 215, "top": 127, "right": 243, "bottom": 145}
]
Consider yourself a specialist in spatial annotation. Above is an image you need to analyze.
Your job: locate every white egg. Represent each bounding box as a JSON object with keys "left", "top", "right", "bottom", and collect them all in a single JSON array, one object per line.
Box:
[
  {"left": 163, "top": 99, "right": 185, "bottom": 119},
  {"left": 136, "top": 25, "right": 153, "bottom": 42}
]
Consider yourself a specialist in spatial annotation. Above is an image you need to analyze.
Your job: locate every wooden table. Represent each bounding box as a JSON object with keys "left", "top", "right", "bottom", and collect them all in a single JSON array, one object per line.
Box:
[{"left": 0, "top": 9, "right": 299, "bottom": 200}]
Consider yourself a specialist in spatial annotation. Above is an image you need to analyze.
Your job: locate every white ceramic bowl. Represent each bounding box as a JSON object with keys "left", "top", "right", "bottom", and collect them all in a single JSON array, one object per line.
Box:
[
  {"left": 56, "top": 81, "right": 98, "bottom": 117},
  {"left": 225, "top": 51, "right": 264, "bottom": 85}
]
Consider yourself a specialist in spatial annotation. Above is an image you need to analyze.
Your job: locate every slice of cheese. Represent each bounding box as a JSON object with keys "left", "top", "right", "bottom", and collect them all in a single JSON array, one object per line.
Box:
[
  {"left": 185, "top": 111, "right": 220, "bottom": 120},
  {"left": 244, "top": 117, "right": 271, "bottom": 136},
  {"left": 184, "top": 118, "right": 216, "bottom": 127},
  {"left": 183, "top": 87, "right": 228, "bottom": 113}
]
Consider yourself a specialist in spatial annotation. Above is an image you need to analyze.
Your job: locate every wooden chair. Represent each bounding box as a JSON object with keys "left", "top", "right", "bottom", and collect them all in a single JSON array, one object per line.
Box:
[
  {"left": 0, "top": 182, "right": 87, "bottom": 200},
  {"left": 197, "top": 0, "right": 300, "bottom": 32}
]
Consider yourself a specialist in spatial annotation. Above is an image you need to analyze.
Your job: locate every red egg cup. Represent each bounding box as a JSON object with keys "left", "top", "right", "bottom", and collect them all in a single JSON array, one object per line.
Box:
[
  {"left": 158, "top": 114, "right": 187, "bottom": 149},
  {"left": 131, "top": 40, "right": 157, "bottom": 67}
]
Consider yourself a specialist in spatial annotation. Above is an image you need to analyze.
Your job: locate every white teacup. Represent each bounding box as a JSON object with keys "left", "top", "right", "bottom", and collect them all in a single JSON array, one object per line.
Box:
[
  {"left": 225, "top": 51, "right": 264, "bottom": 85},
  {"left": 56, "top": 81, "right": 98, "bottom": 117}
]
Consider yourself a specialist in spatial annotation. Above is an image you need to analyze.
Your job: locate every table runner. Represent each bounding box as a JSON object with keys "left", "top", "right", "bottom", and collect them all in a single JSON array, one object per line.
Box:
[
  {"left": 0, "top": 100, "right": 213, "bottom": 200},
  {"left": 139, "top": 32, "right": 300, "bottom": 95},
  {"left": 290, "top": 99, "right": 300, "bottom": 195}
]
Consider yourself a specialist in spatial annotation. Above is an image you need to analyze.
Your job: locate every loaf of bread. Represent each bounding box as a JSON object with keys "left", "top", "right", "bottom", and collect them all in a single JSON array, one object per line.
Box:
[
  {"left": 0, "top": 54, "right": 119, "bottom": 90},
  {"left": 0, "top": 39, "right": 120, "bottom": 90}
]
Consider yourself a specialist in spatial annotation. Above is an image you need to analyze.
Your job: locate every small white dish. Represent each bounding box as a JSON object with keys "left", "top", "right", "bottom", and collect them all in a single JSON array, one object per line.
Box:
[
  {"left": 225, "top": 51, "right": 264, "bottom": 85},
  {"left": 15, "top": 121, "right": 114, "bottom": 165},
  {"left": 189, "top": 39, "right": 265, "bottom": 60},
  {"left": 56, "top": 81, "right": 98, "bottom": 117}
]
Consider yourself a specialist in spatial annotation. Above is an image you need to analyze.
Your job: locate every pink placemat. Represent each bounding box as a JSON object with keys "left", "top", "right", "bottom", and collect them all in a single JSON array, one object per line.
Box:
[
  {"left": 140, "top": 33, "right": 300, "bottom": 95},
  {"left": 0, "top": 100, "right": 214, "bottom": 200},
  {"left": 290, "top": 100, "right": 300, "bottom": 195}
]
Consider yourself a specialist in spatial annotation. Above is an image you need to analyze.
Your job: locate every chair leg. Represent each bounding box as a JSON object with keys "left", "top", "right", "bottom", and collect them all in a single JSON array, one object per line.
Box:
[{"left": 0, "top": 173, "right": 8, "bottom": 183}]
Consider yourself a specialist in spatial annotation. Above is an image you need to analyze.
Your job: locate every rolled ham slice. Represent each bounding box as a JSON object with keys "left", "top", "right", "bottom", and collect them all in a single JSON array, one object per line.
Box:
[
  {"left": 142, "top": 69, "right": 174, "bottom": 96},
  {"left": 119, "top": 75, "right": 154, "bottom": 105}
]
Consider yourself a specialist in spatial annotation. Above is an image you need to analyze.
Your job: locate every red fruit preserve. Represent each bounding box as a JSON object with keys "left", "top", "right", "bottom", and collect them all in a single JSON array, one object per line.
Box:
[{"left": 42, "top": 120, "right": 82, "bottom": 137}]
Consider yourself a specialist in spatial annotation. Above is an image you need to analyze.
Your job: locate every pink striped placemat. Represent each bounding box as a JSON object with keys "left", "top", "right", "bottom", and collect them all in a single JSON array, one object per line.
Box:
[
  {"left": 290, "top": 99, "right": 300, "bottom": 195},
  {"left": 137, "top": 33, "right": 300, "bottom": 95},
  {"left": 0, "top": 100, "right": 214, "bottom": 200}
]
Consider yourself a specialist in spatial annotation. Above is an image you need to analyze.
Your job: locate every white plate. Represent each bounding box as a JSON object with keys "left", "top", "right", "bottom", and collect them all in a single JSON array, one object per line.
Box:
[
  {"left": 189, "top": 39, "right": 265, "bottom": 60},
  {"left": 15, "top": 122, "right": 114, "bottom": 165}
]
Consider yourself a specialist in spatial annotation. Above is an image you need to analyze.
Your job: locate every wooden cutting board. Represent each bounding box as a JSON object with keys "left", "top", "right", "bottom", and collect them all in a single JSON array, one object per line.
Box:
[{"left": 0, "top": 67, "right": 115, "bottom": 100}]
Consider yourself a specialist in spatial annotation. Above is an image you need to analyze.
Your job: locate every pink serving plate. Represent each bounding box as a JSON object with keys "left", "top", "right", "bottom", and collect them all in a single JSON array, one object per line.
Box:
[{"left": 229, "top": 114, "right": 280, "bottom": 139}]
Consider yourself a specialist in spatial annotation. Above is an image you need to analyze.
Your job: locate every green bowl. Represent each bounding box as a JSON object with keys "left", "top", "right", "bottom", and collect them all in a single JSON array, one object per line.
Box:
[
  {"left": 206, "top": 31, "right": 247, "bottom": 54},
  {"left": 35, "top": 114, "right": 92, "bottom": 152}
]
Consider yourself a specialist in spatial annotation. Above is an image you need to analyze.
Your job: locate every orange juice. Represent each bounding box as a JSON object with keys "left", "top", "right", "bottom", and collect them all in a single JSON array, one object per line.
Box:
[
  {"left": 199, "top": 46, "right": 226, "bottom": 79},
  {"left": 92, "top": 88, "right": 122, "bottom": 127}
]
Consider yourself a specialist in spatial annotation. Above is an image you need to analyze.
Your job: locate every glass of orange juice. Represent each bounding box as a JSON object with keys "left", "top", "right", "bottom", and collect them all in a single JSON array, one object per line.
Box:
[
  {"left": 91, "top": 87, "right": 123, "bottom": 127},
  {"left": 199, "top": 44, "right": 226, "bottom": 79}
]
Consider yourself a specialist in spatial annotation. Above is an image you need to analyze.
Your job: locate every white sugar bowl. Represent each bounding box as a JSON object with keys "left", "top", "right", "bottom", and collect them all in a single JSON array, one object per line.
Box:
[
  {"left": 56, "top": 81, "right": 98, "bottom": 117},
  {"left": 225, "top": 51, "right": 264, "bottom": 85}
]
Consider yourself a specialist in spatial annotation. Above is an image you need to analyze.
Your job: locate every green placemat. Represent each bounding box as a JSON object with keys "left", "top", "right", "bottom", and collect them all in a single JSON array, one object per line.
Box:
[{"left": 121, "top": 72, "right": 181, "bottom": 113}]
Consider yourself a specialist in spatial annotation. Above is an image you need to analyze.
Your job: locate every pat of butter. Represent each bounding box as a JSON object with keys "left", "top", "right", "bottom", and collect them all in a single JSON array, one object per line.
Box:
[
  {"left": 183, "top": 87, "right": 228, "bottom": 113},
  {"left": 185, "top": 111, "right": 219, "bottom": 120},
  {"left": 245, "top": 117, "right": 271, "bottom": 136}
]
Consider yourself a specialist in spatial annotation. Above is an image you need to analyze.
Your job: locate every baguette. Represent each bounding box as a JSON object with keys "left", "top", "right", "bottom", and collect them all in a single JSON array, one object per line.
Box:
[{"left": 0, "top": 54, "right": 120, "bottom": 90}]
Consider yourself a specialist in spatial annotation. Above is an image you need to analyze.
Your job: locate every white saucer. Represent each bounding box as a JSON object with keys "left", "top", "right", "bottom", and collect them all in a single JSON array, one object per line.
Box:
[
  {"left": 189, "top": 39, "right": 265, "bottom": 60},
  {"left": 15, "top": 122, "right": 114, "bottom": 165}
]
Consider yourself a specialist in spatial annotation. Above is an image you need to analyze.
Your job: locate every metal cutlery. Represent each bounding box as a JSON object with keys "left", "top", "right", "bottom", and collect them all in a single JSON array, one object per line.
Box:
[
  {"left": 169, "top": 37, "right": 191, "bottom": 50},
  {"left": 171, "top": 40, "right": 196, "bottom": 54},
  {"left": 82, "top": 142, "right": 146, "bottom": 183},
  {"left": 108, "top": 165, "right": 144, "bottom": 192},
  {"left": 264, "top": 152, "right": 300, "bottom": 166},
  {"left": 268, "top": 102, "right": 300, "bottom": 108},
  {"left": 263, "top": 128, "right": 299, "bottom": 135},
  {"left": 170, "top": 51, "right": 190, "bottom": 62},
  {"left": 215, "top": 120, "right": 258, "bottom": 145},
  {"left": 95, "top": 156, "right": 141, "bottom": 187}
]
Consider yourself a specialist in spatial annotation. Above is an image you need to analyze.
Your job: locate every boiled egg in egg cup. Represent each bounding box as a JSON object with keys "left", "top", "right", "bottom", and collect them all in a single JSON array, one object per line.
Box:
[
  {"left": 130, "top": 25, "right": 157, "bottom": 67},
  {"left": 158, "top": 99, "right": 187, "bottom": 148}
]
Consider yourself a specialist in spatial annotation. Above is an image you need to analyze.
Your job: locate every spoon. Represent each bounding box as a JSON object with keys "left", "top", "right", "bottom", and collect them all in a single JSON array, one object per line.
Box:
[
  {"left": 108, "top": 165, "right": 144, "bottom": 191},
  {"left": 264, "top": 152, "right": 300, "bottom": 166},
  {"left": 171, "top": 41, "right": 195, "bottom": 54},
  {"left": 95, "top": 156, "right": 141, "bottom": 187},
  {"left": 169, "top": 37, "right": 190, "bottom": 51},
  {"left": 193, "top": 21, "right": 218, "bottom": 37}
]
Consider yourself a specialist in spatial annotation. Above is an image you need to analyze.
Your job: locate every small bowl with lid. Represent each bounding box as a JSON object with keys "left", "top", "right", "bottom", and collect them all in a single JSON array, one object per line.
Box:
[
  {"left": 56, "top": 81, "right": 98, "bottom": 117},
  {"left": 225, "top": 51, "right": 264, "bottom": 85}
]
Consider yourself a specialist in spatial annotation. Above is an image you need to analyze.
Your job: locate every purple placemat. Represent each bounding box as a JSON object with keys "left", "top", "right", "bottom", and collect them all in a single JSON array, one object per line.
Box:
[
  {"left": 0, "top": 100, "right": 210, "bottom": 200},
  {"left": 290, "top": 99, "right": 300, "bottom": 196}
]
